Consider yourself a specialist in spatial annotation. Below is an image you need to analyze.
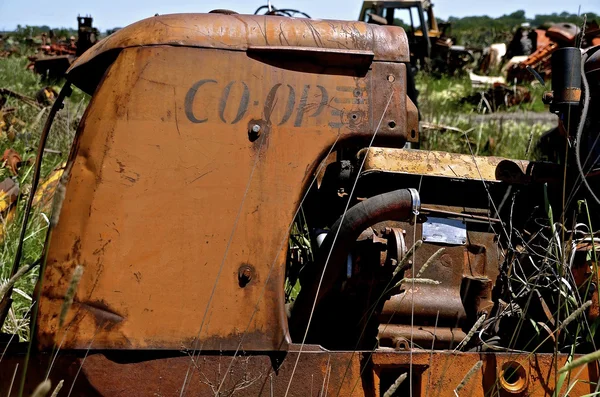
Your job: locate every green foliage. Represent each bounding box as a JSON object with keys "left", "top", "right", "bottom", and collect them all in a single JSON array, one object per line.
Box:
[
  {"left": 440, "top": 10, "right": 598, "bottom": 47},
  {"left": 416, "top": 72, "right": 554, "bottom": 160},
  {"left": 14, "top": 24, "right": 77, "bottom": 40},
  {"left": 0, "top": 55, "right": 87, "bottom": 340}
]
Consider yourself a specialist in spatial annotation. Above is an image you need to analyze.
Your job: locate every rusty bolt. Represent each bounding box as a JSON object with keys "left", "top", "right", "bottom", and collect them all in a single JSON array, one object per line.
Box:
[
  {"left": 542, "top": 91, "right": 554, "bottom": 105},
  {"left": 387, "top": 74, "right": 395, "bottom": 82},
  {"left": 380, "top": 227, "right": 392, "bottom": 235},
  {"left": 238, "top": 266, "right": 253, "bottom": 287},
  {"left": 248, "top": 123, "right": 262, "bottom": 142}
]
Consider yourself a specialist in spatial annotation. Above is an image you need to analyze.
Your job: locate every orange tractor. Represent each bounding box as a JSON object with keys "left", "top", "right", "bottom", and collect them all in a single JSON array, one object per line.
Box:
[{"left": 0, "top": 10, "right": 599, "bottom": 396}]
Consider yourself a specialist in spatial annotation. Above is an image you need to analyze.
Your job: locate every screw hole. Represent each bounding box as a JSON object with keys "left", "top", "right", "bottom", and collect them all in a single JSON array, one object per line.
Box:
[
  {"left": 410, "top": 129, "right": 416, "bottom": 138},
  {"left": 352, "top": 114, "right": 358, "bottom": 120},
  {"left": 499, "top": 362, "right": 527, "bottom": 393},
  {"left": 388, "top": 121, "right": 396, "bottom": 129}
]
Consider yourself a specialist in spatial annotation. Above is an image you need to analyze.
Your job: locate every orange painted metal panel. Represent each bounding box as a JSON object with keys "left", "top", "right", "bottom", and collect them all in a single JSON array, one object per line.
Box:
[
  {"left": 38, "top": 42, "right": 416, "bottom": 350},
  {"left": 66, "top": 14, "right": 410, "bottom": 95}
]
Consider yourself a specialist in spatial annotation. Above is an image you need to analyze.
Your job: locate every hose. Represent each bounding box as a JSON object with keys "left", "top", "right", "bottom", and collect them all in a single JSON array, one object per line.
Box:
[
  {"left": 575, "top": 52, "right": 600, "bottom": 206},
  {"left": 290, "top": 188, "right": 420, "bottom": 336}
]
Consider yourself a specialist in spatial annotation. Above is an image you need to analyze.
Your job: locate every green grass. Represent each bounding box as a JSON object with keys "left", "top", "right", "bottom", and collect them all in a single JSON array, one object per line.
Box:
[
  {"left": 0, "top": 55, "right": 87, "bottom": 340},
  {"left": 416, "top": 72, "right": 554, "bottom": 160}
]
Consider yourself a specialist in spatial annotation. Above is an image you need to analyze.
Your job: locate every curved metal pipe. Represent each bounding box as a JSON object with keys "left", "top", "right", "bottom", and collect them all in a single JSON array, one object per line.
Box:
[{"left": 290, "top": 188, "right": 420, "bottom": 337}]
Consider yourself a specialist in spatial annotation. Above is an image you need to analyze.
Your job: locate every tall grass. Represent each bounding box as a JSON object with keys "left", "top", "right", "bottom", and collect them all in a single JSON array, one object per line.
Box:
[
  {"left": 416, "top": 72, "right": 555, "bottom": 160},
  {"left": 0, "top": 55, "right": 86, "bottom": 340}
]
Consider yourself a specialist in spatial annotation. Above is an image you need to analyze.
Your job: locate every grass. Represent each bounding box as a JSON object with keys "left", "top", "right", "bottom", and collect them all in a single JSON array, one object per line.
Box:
[
  {"left": 416, "top": 72, "right": 554, "bottom": 160},
  {"left": 0, "top": 54, "right": 87, "bottom": 340}
]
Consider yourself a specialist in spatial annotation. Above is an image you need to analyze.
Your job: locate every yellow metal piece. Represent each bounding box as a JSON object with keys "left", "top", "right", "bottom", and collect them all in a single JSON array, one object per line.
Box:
[
  {"left": 32, "top": 163, "right": 65, "bottom": 214},
  {"left": 362, "top": 147, "right": 530, "bottom": 182}
]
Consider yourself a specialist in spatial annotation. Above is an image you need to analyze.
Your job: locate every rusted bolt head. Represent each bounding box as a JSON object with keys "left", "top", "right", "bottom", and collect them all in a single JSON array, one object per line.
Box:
[
  {"left": 238, "top": 265, "right": 253, "bottom": 287},
  {"left": 387, "top": 74, "right": 395, "bottom": 82},
  {"left": 247, "top": 121, "right": 263, "bottom": 142},
  {"left": 542, "top": 91, "right": 554, "bottom": 105}
]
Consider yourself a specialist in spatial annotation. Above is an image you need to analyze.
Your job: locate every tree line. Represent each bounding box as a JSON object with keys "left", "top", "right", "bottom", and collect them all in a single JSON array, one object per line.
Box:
[{"left": 442, "top": 10, "right": 599, "bottom": 47}]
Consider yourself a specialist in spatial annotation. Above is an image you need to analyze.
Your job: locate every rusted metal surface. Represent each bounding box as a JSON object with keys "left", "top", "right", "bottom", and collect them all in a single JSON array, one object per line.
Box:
[
  {"left": 1, "top": 148, "right": 21, "bottom": 175},
  {"left": 33, "top": 163, "right": 65, "bottom": 213},
  {"left": 362, "top": 147, "right": 530, "bottom": 182},
  {"left": 378, "top": 324, "right": 466, "bottom": 350},
  {"left": 39, "top": 18, "right": 417, "bottom": 350},
  {"left": 1, "top": 349, "right": 595, "bottom": 396},
  {"left": 377, "top": 225, "right": 498, "bottom": 350},
  {"left": 66, "top": 14, "right": 410, "bottom": 94},
  {"left": 572, "top": 239, "right": 600, "bottom": 322},
  {"left": 0, "top": 177, "right": 18, "bottom": 212}
]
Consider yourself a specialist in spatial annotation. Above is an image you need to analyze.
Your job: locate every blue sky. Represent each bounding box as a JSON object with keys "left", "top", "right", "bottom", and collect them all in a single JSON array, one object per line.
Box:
[{"left": 0, "top": 0, "right": 599, "bottom": 31}]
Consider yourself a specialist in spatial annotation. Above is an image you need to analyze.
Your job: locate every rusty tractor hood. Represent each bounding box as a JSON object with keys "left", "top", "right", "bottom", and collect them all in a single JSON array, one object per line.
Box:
[
  {"left": 39, "top": 12, "right": 417, "bottom": 351},
  {"left": 67, "top": 13, "right": 410, "bottom": 94}
]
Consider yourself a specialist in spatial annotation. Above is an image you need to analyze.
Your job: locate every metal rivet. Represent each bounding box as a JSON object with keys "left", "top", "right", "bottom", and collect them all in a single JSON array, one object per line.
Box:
[
  {"left": 251, "top": 124, "right": 261, "bottom": 133},
  {"left": 387, "top": 75, "right": 395, "bottom": 82}
]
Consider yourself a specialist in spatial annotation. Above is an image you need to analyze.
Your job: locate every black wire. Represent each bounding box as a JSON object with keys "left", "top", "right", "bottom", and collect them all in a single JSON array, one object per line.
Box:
[{"left": 575, "top": 52, "right": 600, "bottom": 206}]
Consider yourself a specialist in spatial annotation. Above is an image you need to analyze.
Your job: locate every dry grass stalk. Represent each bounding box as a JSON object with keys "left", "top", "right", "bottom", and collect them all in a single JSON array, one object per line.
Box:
[
  {"left": 393, "top": 240, "right": 423, "bottom": 277},
  {"left": 454, "top": 314, "right": 486, "bottom": 352},
  {"left": 383, "top": 373, "right": 407, "bottom": 397},
  {"left": 30, "top": 379, "right": 52, "bottom": 397},
  {"left": 7, "top": 363, "right": 19, "bottom": 397},
  {"left": 559, "top": 349, "right": 600, "bottom": 374},
  {"left": 50, "top": 379, "right": 64, "bottom": 397},
  {"left": 416, "top": 247, "right": 445, "bottom": 278},
  {"left": 58, "top": 264, "right": 84, "bottom": 328},
  {"left": 392, "top": 278, "right": 441, "bottom": 289},
  {"left": 0, "top": 262, "right": 31, "bottom": 302},
  {"left": 454, "top": 360, "right": 483, "bottom": 396},
  {"left": 558, "top": 300, "right": 592, "bottom": 331}
]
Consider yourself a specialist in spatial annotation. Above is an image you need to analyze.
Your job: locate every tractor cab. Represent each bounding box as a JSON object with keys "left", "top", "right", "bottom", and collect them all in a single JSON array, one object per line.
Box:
[{"left": 359, "top": 0, "right": 441, "bottom": 67}]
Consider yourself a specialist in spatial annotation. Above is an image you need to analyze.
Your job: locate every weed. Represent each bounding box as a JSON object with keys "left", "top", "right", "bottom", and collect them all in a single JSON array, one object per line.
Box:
[{"left": 0, "top": 55, "right": 87, "bottom": 340}]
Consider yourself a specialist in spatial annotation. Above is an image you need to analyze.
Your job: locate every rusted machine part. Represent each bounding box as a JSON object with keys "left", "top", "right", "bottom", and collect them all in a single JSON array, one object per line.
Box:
[
  {"left": 382, "top": 226, "right": 407, "bottom": 265},
  {"left": 586, "top": 47, "right": 600, "bottom": 85},
  {"left": 368, "top": 210, "right": 498, "bottom": 351},
  {"left": 381, "top": 283, "right": 467, "bottom": 324},
  {"left": 0, "top": 177, "right": 19, "bottom": 212},
  {"left": 498, "top": 361, "right": 528, "bottom": 394},
  {"left": 2, "top": 148, "right": 22, "bottom": 175},
  {"left": 0, "top": 178, "right": 19, "bottom": 241},
  {"left": 535, "top": 29, "right": 552, "bottom": 49},
  {"left": 291, "top": 189, "right": 420, "bottom": 338},
  {"left": 571, "top": 238, "right": 600, "bottom": 321},
  {"left": 38, "top": 14, "right": 418, "bottom": 351},
  {"left": 33, "top": 163, "right": 65, "bottom": 214},
  {"left": 0, "top": 349, "right": 596, "bottom": 396},
  {"left": 378, "top": 324, "right": 466, "bottom": 350},
  {"left": 546, "top": 23, "right": 580, "bottom": 45},
  {"left": 31, "top": 55, "right": 76, "bottom": 79},
  {"left": 507, "top": 42, "right": 558, "bottom": 83},
  {"left": 361, "top": 146, "right": 530, "bottom": 182}
]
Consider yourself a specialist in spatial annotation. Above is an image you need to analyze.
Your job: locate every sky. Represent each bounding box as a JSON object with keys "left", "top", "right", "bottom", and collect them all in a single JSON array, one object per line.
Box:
[{"left": 0, "top": 0, "right": 599, "bottom": 32}]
